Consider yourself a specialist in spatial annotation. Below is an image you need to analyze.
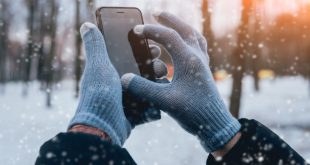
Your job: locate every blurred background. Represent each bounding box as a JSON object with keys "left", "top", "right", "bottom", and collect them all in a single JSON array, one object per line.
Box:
[{"left": 0, "top": 0, "right": 310, "bottom": 164}]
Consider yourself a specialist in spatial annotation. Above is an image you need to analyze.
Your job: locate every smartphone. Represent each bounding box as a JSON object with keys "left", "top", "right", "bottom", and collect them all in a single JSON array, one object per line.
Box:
[{"left": 96, "top": 7, "right": 160, "bottom": 125}]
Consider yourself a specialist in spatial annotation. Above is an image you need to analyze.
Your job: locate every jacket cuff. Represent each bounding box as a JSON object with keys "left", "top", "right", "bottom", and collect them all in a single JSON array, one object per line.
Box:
[
  {"left": 68, "top": 112, "right": 123, "bottom": 146},
  {"left": 206, "top": 118, "right": 307, "bottom": 165},
  {"left": 207, "top": 119, "right": 256, "bottom": 164},
  {"left": 35, "top": 132, "right": 136, "bottom": 165}
]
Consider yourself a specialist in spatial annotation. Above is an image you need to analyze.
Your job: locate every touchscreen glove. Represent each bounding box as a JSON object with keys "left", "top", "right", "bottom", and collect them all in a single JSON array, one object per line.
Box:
[
  {"left": 68, "top": 23, "right": 131, "bottom": 146},
  {"left": 121, "top": 12, "right": 241, "bottom": 152},
  {"left": 68, "top": 22, "right": 167, "bottom": 146}
]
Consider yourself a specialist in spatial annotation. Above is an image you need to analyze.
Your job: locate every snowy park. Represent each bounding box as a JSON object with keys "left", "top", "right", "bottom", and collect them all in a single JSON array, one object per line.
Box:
[
  {"left": 0, "top": 76, "right": 309, "bottom": 165},
  {"left": 1, "top": 0, "right": 310, "bottom": 164}
]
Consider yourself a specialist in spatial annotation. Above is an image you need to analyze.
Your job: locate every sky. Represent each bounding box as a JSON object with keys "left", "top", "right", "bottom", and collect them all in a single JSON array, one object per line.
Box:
[
  {"left": 6, "top": 0, "right": 310, "bottom": 53},
  {"left": 95, "top": 0, "right": 310, "bottom": 38}
]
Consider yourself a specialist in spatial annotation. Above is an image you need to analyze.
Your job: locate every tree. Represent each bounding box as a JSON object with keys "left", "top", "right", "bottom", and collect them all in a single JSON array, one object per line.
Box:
[
  {"left": 46, "top": 0, "right": 58, "bottom": 107},
  {"left": 74, "top": 0, "right": 82, "bottom": 97},
  {"left": 299, "top": 5, "right": 310, "bottom": 96},
  {"left": 201, "top": 0, "right": 216, "bottom": 73},
  {"left": 25, "top": 0, "right": 35, "bottom": 81},
  {"left": 74, "top": 0, "right": 96, "bottom": 97},
  {"left": 0, "top": 0, "right": 9, "bottom": 93},
  {"left": 248, "top": 3, "right": 263, "bottom": 92},
  {"left": 23, "top": 0, "right": 48, "bottom": 95},
  {"left": 87, "top": 0, "right": 95, "bottom": 21},
  {"left": 35, "top": 0, "right": 59, "bottom": 107},
  {"left": 36, "top": 1, "right": 50, "bottom": 87},
  {"left": 308, "top": 45, "right": 310, "bottom": 97},
  {"left": 229, "top": 0, "right": 253, "bottom": 118},
  {"left": 267, "top": 14, "right": 299, "bottom": 76}
]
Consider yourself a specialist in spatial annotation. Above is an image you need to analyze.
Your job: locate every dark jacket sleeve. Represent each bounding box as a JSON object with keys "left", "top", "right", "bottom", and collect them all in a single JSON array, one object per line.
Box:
[
  {"left": 207, "top": 119, "right": 309, "bottom": 165},
  {"left": 35, "top": 132, "right": 136, "bottom": 165}
]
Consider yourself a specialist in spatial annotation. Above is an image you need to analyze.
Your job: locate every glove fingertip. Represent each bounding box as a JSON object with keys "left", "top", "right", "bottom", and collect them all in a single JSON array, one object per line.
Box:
[
  {"left": 80, "top": 22, "right": 98, "bottom": 38},
  {"left": 133, "top": 25, "right": 144, "bottom": 36},
  {"left": 151, "top": 9, "right": 163, "bottom": 20},
  {"left": 153, "top": 59, "right": 168, "bottom": 78},
  {"left": 121, "top": 73, "right": 137, "bottom": 90},
  {"left": 149, "top": 45, "right": 162, "bottom": 59}
]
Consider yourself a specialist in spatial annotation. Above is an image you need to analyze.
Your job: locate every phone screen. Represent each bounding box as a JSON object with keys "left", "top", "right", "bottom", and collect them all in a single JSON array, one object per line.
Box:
[
  {"left": 97, "top": 8, "right": 155, "bottom": 79},
  {"left": 96, "top": 7, "right": 160, "bottom": 125}
]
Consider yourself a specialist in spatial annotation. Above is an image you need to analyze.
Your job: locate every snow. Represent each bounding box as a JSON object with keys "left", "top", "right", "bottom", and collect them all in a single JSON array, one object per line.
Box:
[{"left": 0, "top": 76, "right": 310, "bottom": 164}]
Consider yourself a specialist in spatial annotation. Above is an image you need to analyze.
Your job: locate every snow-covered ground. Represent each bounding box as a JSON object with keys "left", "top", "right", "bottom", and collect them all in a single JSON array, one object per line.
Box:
[{"left": 0, "top": 76, "right": 309, "bottom": 165}]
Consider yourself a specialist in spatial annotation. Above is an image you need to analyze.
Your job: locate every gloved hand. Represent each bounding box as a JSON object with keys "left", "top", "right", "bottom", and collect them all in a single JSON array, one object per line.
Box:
[
  {"left": 68, "top": 22, "right": 167, "bottom": 146},
  {"left": 121, "top": 12, "right": 241, "bottom": 152},
  {"left": 124, "top": 44, "right": 169, "bottom": 127}
]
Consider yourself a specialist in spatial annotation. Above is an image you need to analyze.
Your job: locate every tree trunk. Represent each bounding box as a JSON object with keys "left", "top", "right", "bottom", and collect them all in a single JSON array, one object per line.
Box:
[
  {"left": 74, "top": 0, "right": 82, "bottom": 98},
  {"left": 253, "top": 67, "right": 260, "bottom": 91},
  {"left": 0, "top": 0, "right": 8, "bottom": 93},
  {"left": 74, "top": 0, "right": 95, "bottom": 97},
  {"left": 252, "top": 14, "right": 262, "bottom": 92},
  {"left": 37, "top": 4, "right": 46, "bottom": 85},
  {"left": 308, "top": 76, "right": 310, "bottom": 97},
  {"left": 229, "top": 0, "right": 253, "bottom": 118},
  {"left": 230, "top": 68, "right": 244, "bottom": 118},
  {"left": 309, "top": 78, "right": 310, "bottom": 97},
  {"left": 87, "top": 0, "right": 95, "bottom": 21},
  {"left": 308, "top": 43, "right": 310, "bottom": 97},
  {"left": 23, "top": 0, "right": 36, "bottom": 96},
  {"left": 201, "top": 0, "right": 216, "bottom": 73},
  {"left": 308, "top": 52, "right": 310, "bottom": 97},
  {"left": 45, "top": 0, "right": 58, "bottom": 107}
]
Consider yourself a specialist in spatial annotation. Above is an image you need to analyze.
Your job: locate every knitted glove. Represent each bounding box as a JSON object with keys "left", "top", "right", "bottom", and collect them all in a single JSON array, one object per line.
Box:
[
  {"left": 121, "top": 12, "right": 241, "bottom": 152},
  {"left": 124, "top": 44, "right": 168, "bottom": 127},
  {"left": 68, "top": 22, "right": 168, "bottom": 146},
  {"left": 68, "top": 22, "right": 131, "bottom": 146}
]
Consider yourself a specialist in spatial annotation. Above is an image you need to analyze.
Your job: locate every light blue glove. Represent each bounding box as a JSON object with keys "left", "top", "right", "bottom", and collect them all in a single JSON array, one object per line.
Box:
[
  {"left": 68, "top": 23, "right": 131, "bottom": 146},
  {"left": 68, "top": 22, "right": 167, "bottom": 146},
  {"left": 121, "top": 12, "right": 241, "bottom": 152}
]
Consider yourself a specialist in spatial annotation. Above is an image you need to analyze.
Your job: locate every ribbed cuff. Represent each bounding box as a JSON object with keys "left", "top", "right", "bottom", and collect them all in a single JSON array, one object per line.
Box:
[
  {"left": 200, "top": 118, "right": 241, "bottom": 152},
  {"left": 197, "top": 97, "right": 241, "bottom": 152},
  {"left": 68, "top": 113, "right": 124, "bottom": 146}
]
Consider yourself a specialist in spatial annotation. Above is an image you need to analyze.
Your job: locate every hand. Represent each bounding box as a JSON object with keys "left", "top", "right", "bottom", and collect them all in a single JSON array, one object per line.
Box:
[
  {"left": 68, "top": 22, "right": 168, "bottom": 146},
  {"left": 68, "top": 22, "right": 131, "bottom": 146},
  {"left": 121, "top": 12, "right": 241, "bottom": 152},
  {"left": 124, "top": 44, "right": 169, "bottom": 127}
]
